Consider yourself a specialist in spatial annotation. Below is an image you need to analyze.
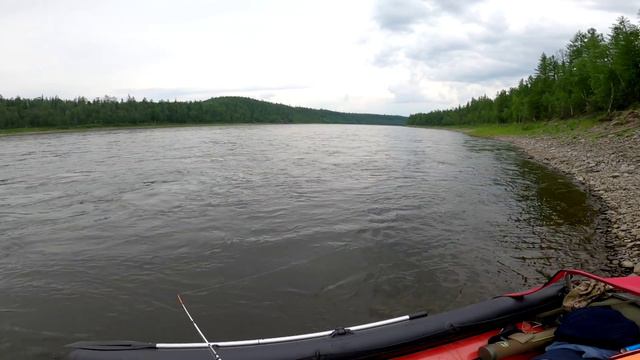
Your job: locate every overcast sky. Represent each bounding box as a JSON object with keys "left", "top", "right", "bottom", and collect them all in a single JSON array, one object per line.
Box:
[{"left": 1, "top": 0, "right": 638, "bottom": 115}]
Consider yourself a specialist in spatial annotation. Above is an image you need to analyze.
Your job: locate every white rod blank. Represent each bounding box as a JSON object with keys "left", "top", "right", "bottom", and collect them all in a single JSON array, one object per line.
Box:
[
  {"left": 157, "top": 314, "right": 410, "bottom": 349},
  {"left": 177, "top": 294, "right": 222, "bottom": 359}
]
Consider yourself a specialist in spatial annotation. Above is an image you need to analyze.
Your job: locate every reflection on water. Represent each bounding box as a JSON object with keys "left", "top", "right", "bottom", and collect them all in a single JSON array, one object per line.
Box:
[
  {"left": 0, "top": 125, "right": 605, "bottom": 359},
  {"left": 519, "top": 159, "right": 593, "bottom": 226}
]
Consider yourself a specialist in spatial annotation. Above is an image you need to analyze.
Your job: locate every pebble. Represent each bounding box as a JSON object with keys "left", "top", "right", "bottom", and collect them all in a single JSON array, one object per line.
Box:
[{"left": 622, "top": 164, "right": 636, "bottom": 173}]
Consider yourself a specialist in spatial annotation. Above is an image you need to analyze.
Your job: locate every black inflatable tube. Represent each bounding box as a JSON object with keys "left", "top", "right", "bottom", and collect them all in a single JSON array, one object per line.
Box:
[{"left": 67, "top": 284, "right": 565, "bottom": 360}]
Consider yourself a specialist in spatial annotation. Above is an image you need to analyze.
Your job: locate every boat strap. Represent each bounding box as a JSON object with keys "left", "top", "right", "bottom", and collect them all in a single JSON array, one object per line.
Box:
[
  {"left": 504, "top": 269, "right": 640, "bottom": 299},
  {"left": 487, "top": 323, "right": 520, "bottom": 344},
  {"left": 330, "top": 327, "right": 354, "bottom": 337}
]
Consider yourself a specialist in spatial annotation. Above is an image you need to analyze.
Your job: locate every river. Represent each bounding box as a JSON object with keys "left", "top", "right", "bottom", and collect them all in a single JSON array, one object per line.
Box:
[{"left": 0, "top": 124, "right": 606, "bottom": 359}]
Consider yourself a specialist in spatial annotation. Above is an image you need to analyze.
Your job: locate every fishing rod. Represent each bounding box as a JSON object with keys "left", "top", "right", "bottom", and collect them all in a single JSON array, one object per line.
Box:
[{"left": 177, "top": 294, "right": 222, "bottom": 360}]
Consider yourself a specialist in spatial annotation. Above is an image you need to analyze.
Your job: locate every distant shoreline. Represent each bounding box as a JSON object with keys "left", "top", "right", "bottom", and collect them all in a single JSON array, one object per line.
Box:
[
  {"left": 0, "top": 122, "right": 401, "bottom": 137},
  {"left": 0, "top": 96, "right": 407, "bottom": 132},
  {"left": 0, "top": 123, "right": 275, "bottom": 137},
  {"left": 0, "top": 123, "right": 232, "bottom": 137}
]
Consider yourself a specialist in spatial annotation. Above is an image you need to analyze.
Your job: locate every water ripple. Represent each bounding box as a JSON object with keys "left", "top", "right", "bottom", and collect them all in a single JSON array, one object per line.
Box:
[{"left": 0, "top": 125, "right": 606, "bottom": 359}]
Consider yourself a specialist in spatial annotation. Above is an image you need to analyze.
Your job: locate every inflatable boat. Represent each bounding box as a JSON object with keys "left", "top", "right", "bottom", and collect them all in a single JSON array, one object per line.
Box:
[{"left": 66, "top": 269, "right": 640, "bottom": 360}]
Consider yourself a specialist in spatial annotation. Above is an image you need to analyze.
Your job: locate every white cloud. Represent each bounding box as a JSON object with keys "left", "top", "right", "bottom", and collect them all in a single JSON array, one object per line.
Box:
[{"left": 0, "top": 0, "right": 638, "bottom": 115}]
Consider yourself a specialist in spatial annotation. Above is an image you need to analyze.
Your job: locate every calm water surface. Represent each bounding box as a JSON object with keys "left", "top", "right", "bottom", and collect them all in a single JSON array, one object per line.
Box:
[{"left": 0, "top": 125, "right": 605, "bottom": 359}]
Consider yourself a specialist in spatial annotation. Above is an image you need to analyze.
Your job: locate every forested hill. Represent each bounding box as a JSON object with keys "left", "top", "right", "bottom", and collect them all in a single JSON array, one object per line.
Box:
[
  {"left": 408, "top": 16, "right": 640, "bottom": 126},
  {"left": 0, "top": 96, "right": 406, "bottom": 129}
]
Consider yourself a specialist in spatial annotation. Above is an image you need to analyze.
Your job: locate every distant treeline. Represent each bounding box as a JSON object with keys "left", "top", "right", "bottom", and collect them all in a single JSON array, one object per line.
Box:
[
  {"left": 409, "top": 16, "right": 640, "bottom": 126},
  {"left": 0, "top": 96, "right": 406, "bottom": 129}
]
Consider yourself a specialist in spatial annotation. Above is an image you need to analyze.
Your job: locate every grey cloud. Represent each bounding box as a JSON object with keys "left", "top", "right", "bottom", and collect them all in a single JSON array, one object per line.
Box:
[
  {"left": 580, "top": 0, "right": 639, "bottom": 15},
  {"left": 425, "top": 53, "right": 533, "bottom": 83},
  {"left": 434, "top": 0, "right": 484, "bottom": 14},
  {"left": 374, "top": 0, "right": 486, "bottom": 32},
  {"left": 372, "top": 0, "right": 633, "bottom": 87},
  {"left": 392, "top": 19, "right": 575, "bottom": 84},
  {"left": 389, "top": 82, "right": 428, "bottom": 103},
  {"left": 373, "top": 47, "right": 403, "bottom": 67},
  {"left": 374, "top": 0, "right": 430, "bottom": 32},
  {"left": 406, "top": 38, "right": 472, "bottom": 62},
  {"left": 372, "top": 0, "right": 639, "bottom": 112},
  {"left": 373, "top": 11, "right": 583, "bottom": 112}
]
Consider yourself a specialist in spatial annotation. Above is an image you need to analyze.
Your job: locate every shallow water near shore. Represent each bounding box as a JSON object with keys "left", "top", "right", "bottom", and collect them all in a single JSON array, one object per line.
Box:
[{"left": 0, "top": 124, "right": 606, "bottom": 359}]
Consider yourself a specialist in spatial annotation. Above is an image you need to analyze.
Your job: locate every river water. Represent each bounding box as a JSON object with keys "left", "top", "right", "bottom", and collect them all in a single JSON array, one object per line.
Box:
[{"left": 0, "top": 124, "right": 606, "bottom": 359}]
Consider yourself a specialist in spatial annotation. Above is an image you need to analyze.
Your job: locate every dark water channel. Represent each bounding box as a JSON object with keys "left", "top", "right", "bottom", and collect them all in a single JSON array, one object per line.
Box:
[{"left": 0, "top": 125, "right": 606, "bottom": 359}]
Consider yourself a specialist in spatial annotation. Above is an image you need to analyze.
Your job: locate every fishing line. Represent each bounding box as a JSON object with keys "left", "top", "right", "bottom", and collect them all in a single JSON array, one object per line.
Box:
[{"left": 182, "top": 246, "right": 351, "bottom": 295}]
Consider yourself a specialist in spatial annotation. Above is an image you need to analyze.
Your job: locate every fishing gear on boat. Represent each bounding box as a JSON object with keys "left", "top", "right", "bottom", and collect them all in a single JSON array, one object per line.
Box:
[
  {"left": 66, "top": 271, "right": 640, "bottom": 360},
  {"left": 177, "top": 294, "right": 222, "bottom": 360}
]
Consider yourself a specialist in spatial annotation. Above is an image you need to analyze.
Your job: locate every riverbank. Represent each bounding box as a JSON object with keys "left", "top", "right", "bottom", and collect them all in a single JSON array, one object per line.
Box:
[
  {"left": 0, "top": 121, "right": 405, "bottom": 137},
  {"left": 460, "top": 110, "right": 640, "bottom": 274}
]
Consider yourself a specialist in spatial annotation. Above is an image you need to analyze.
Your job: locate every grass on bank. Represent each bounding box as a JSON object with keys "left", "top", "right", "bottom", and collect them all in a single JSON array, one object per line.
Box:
[
  {"left": 419, "top": 113, "right": 621, "bottom": 139},
  {"left": 462, "top": 116, "right": 601, "bottom": 138}
]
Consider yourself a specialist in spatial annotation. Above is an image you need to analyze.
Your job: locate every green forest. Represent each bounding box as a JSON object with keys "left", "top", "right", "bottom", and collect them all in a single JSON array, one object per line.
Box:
[
  {"left": 0, "top": 96, "right": 406, "bottom": 129},
  {"left": 408, "top": 17, "right": 640, "bottom": 126}
]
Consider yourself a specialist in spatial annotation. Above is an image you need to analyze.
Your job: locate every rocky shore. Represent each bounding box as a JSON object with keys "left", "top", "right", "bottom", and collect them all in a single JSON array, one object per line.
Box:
[{"left": 497, "top": 110, "right": 640, "bottom": 275}]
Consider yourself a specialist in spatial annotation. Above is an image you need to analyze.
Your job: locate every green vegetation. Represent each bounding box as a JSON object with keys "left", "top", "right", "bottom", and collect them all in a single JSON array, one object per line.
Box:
[
  {"left": 0, "top": 96, "right": 406, "bottom": 131},
  {"left": 408, "top": 16, "right": 640, "bottom": 127},
  {"left": 445, "top": 116, "right": 601, "bottom": 138}
]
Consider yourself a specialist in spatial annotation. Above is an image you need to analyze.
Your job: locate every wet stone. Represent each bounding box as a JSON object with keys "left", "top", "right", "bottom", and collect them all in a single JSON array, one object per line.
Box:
[{"left": 621, "top": 260, "right": 634, "bottom": 269}]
